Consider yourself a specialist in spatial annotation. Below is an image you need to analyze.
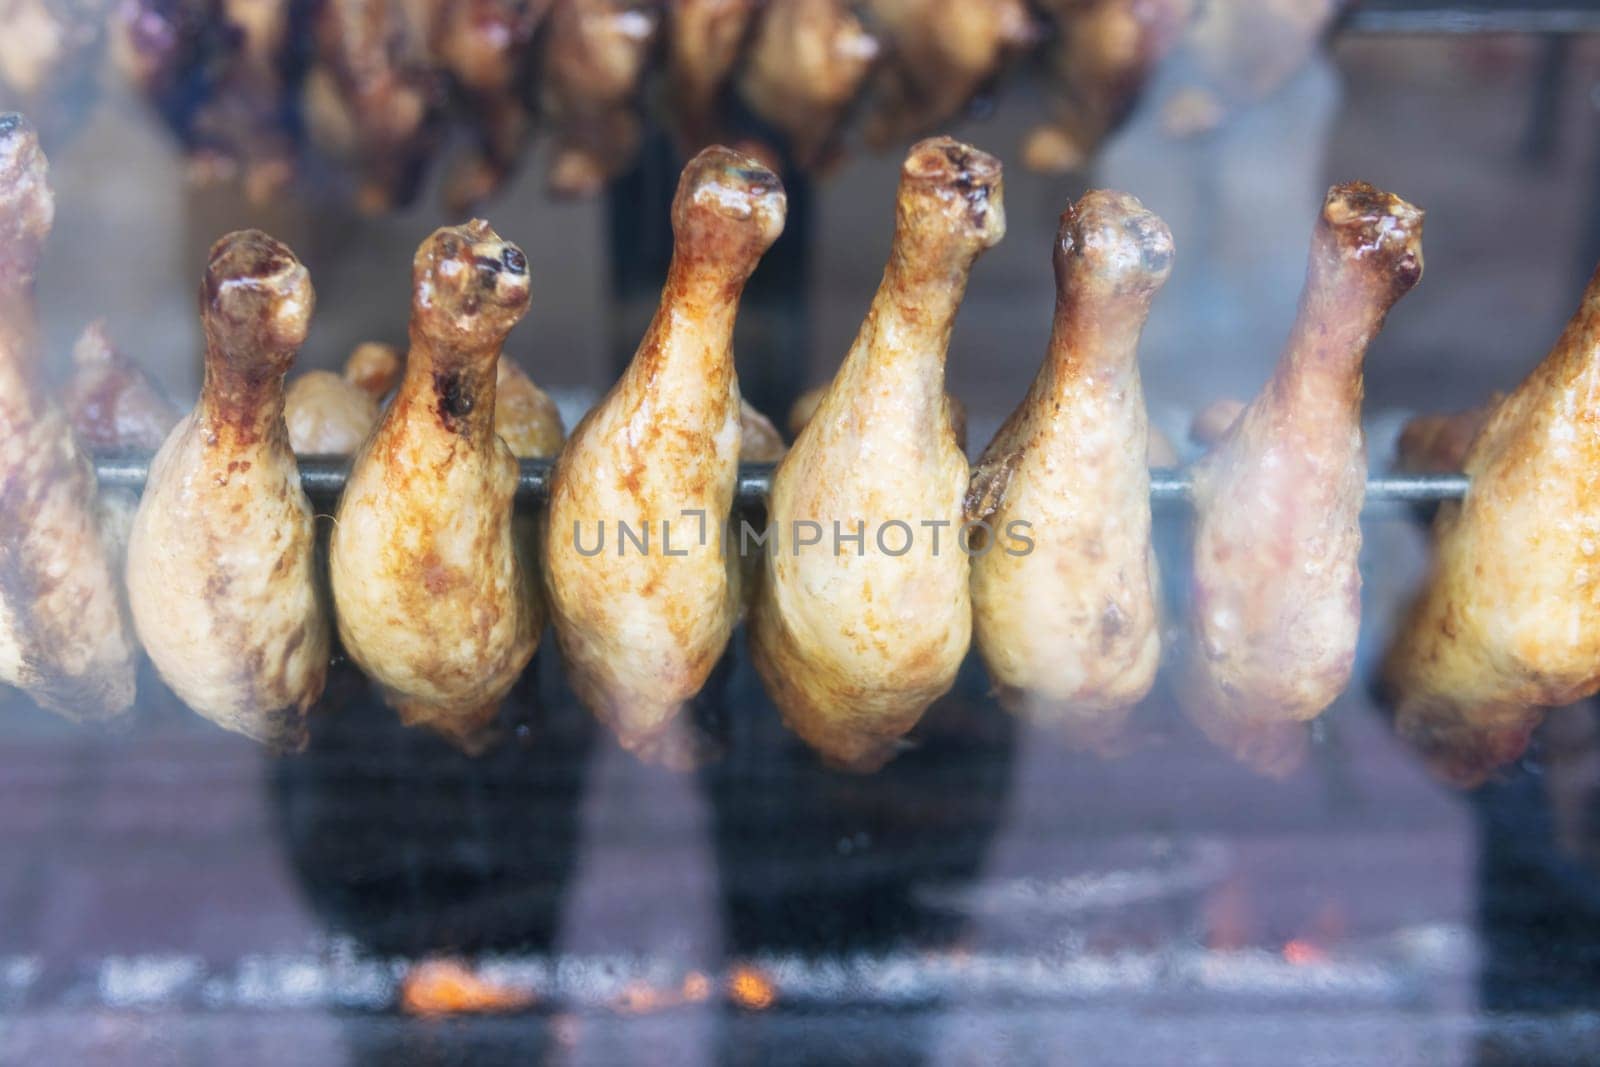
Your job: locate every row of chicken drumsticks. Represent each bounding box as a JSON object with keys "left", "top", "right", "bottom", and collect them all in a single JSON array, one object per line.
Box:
[{"left": 3, "top": 111, "right": 1594, "bottom": 786}]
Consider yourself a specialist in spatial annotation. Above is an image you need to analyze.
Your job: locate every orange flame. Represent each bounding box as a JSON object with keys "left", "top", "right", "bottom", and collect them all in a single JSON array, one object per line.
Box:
[
  {"left": 400, "top": 960, "right": 536, "bottom": 1016},
  {"left": 728, "top": 965, "right": 776, "bottom": 1011}
]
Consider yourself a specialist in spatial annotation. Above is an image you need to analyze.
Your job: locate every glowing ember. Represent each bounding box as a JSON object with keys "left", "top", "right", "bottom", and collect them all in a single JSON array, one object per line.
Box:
[
  {"left": 682, "top": 971, "right": 711, "bottom": 1002},
  {"left": 728, "top": 965, "right": 777, "bottom": 1010},
  {"left": 1282, "top": 939, "right": 1326, "bottom": 966},
  {"left": 399, "top": 960, "right": 535, "bottom": 1016}
]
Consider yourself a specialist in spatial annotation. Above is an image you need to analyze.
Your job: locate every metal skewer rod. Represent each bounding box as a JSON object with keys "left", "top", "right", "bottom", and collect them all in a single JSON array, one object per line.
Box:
[{"left": 91, "top": 455, "right": 1472, "bottom": 508}]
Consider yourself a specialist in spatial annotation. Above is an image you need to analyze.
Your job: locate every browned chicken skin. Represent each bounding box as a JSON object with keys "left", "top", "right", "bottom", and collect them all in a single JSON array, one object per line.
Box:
[
  {"left": 0, "top": 114, "right": 137, "bottom": 723},
  {"left": 861, "top": 0, "right": 1035, "bottom": 148},
  {"left": 1023, "top": 0, "right": 1192, "bottom": 174},
  {"left": 545, "top": 147, "right": 785, "bottom": 765},
  {"left": 752, "top": 138, "right": 1003, "bottom": 771},
  {"left": 968, "top": 190, "right": 1172, "bottom": 749},
  {"left": 539, "top": 0, "right": 660, "bottom": 198},
  {"left": 1384, "top": 266, "right": 1600, "bottom": 786},
  {"left": 1181, "top": 182, "right": 1423, "bottom": 775},
  {"left": 330, "top": 221, "right": 538, "bottom": 750},
  {"left": 737, "top": 0, "right": 879, "bottom": 170},
  {"left": 788, "top": 382, "right": 967, "bottom": 453},
  {"left": 126, "top": 230, "right": 331, "bottom": 747},
  {"left": 63, "top": 320, "right": 181, "bottom": 454},
  {"left": 304, "top": 0, "right": 442, "bottom": 214}
]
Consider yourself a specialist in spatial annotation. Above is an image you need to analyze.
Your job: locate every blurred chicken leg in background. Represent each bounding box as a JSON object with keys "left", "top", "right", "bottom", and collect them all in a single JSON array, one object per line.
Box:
[
  {"left": 539, "top": 0, "right": 660, "bottom": 198},
  {"left": 860, "top": 0, "right": 1036, "bottom": 148},
  {"left": 331, "top": 222, "right": 537, "bottom": 751},
  {"left": 968, "top": 190, "right": 1172, "bottom": 750},
  {"left": 64, "top": 321, "right": 181, "bottom": 570},
  {"left": 0, "top": 113, "right": 137, "bottom": 723},
  {"left": 737, "top": 0, "right": 879, "bottom": 171},
  {"left": 126, "top": 230, "right": 329, "bottom": 747},
  {"left": 495, "top": 356, "right": 566, "bottom": 459},
  {"left": 666, "top": 0, "right": 758, "bottom": 156},
  {"left": 1181, "top": 182, "right": 1423, "bottom": 775},
  {"left": 545, "top": 147, "right": 785, "bottom": 766},
  {"left": 752, "top": 137, "right": 1003, "bottom": 772},
  {"left": 64, "top": 320, "right": 180, "bottom": 455},
  {"left": 431, "top": 0, "right": 549, "bottom": 212},
  {"left": 285, "top": 342, "right": 400, "bottom": 456},
  {"left": 1393, "top": 394, "right": 1502, "bottom": 475},
  {"left": 304, "top": 0, "right": 443, "bottom": 214},
  {"left": 1385, "top": 264, "right": 1600, "bottom": 786},
  {"left": 0, "top": 0, "right": 107, "bottom": 142},
  {"left": 1022, "top": 0, "right": 1192, "bottom": 174}
]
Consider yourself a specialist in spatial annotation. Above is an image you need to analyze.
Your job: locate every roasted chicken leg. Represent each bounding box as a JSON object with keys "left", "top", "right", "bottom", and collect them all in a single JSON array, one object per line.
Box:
[
  {"left": 1384, "top": 265, "right": 1600, "bottom": 786},
  {"left": 545, "top": 147, "right": 785, "bottom": 764},
  {"left": 539, "top": 0, "right": 660, "bottom": 198},
  {"left": 0, "top": 113, "right": 137, "bottom": 722},
  {"left": 330, "top": 221, "right": 537, "bottom": 749},
  {"left": 304, "top": 0, "right": 442, "bottom": 214},
  {"left": 126, "top": 230, "right": 330, "bottom": 747},
  {"left": 63, "top": 320, "right": 180, "bottom": 454},
  {"left": 751, "top": 137, "right": 1003, "bottom": 771},
  {"left": 861, "top": 0, "right": 1035, "bottom": 148},
  {"left": 665, "top": 0, "right": 757, "bottom": 154},
  {"left": 1182, "top": 182, "right": 1423, "bottom": 774},
  {"left": 967, "top": 190, "right": 1172, "bottom": 748},
  {"left": 737, "top": 0, "right": 879, "bottom": 170},
  {"left": 1022, "top": 0, "right": 1192, "bottom": 174}
]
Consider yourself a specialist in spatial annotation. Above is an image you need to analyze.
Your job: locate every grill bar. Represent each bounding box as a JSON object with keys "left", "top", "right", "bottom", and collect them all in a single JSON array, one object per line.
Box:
[{"left": 91, "top": 456, "right": 1472, "bottom": 507}]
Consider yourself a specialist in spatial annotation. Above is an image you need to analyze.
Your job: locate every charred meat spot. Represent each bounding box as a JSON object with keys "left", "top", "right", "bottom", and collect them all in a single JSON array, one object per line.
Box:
[
  {"left": 501, "top": 246, "right": 527, "bottom": 275},
  {"left": 433, "top": 369, "right": 475, "bottom": 432}
]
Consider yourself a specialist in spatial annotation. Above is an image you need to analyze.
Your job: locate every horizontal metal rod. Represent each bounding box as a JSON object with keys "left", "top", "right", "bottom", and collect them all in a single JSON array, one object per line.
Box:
[
  {"left": 91, "top": 455, "right": 1471, "bottom": 508},
  {"left": 1343, "top": 4, "right": 1600, "bottom": 35}
]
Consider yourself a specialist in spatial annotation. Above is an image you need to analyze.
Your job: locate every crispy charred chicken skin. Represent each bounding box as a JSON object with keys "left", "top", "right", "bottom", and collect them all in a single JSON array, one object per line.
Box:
[
  {"left": 545, "top": 147, "right": 785, "bottom": 766},
  {"left": 1181, "top": 182, "right": 1423, "bottom": 775},
  {"left": 968, "top": 190, "right": 1172, "bottom": 749},
  {"left": 0, "top": 114, "right": 138, "bottom": 723},
  {"left": 126, "top": 230, "right": 330, "bottom": 747},
  {"left": 751, "top": 137, "right": 1002, "bottom": 771}
]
